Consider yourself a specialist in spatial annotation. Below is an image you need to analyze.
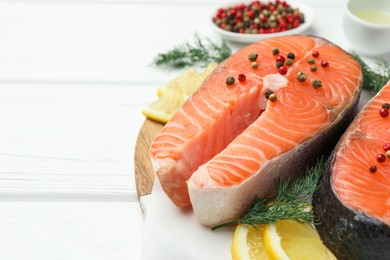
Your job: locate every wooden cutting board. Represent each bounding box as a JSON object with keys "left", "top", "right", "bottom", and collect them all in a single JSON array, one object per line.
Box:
[{"left": 134, "top": 119, "right": 164, "bottom": 198}]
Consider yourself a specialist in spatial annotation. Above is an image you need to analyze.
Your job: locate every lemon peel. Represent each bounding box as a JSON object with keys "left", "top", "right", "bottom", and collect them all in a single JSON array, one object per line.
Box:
[{"left": 143, "top": 62, "right": 218, "bottom": 123}]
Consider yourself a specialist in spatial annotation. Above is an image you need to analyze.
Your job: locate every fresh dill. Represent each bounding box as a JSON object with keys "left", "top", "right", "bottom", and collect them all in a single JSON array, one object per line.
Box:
[
  {"left": 212, "top": 158, "right": 324, "bottom": 231},
  {"left": 351, "top": 52, "right": 390, "bottom": 94},
  {"left": 152, "top": 33, "right": 232, "bottom": 70}
]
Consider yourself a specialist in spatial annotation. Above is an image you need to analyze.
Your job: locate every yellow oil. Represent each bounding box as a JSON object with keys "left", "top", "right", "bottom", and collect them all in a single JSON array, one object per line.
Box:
[{"left": 354, "top": 9, "right": 390, "bottom": 25}]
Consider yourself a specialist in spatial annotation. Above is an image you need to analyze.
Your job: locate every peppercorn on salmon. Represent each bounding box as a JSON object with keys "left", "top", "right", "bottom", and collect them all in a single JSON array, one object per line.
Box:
[
  {"left": 313, "top": 81, "right": 390, "bottom": 259},
  {"left": 150, "top": 35, "right": 362, "bottom": 226}
]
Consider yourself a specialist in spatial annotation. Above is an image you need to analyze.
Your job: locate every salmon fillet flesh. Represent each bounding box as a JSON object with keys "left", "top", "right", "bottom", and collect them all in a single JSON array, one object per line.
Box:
[
  {"left": 150, "top": 35, "right": 362, "bottom": 226},
  {"left": 313, "top": 82, "right": 390, "bottom": 259}
]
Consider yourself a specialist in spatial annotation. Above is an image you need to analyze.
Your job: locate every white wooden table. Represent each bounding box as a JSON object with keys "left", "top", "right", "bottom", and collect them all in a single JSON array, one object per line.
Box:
[{"left": 0, "top": 0, "right": 368, "bottom": 259}]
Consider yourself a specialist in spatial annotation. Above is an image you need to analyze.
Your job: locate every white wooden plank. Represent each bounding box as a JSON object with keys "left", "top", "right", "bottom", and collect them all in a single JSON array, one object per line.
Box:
[
  {"left": 0, "top": 202, "right": 143, "bottom": 260},
  {"left": 0, "top": 2, "right": 209, "bottom": 83},
  {"left": 0, "top": 0, "right": 347, "bottom": 83},
  {"left": 0, "top": 83, "right": 155, "bottom": 200},
  {"left": 0, "top": 0, "right": 345, "bottom": 5}
]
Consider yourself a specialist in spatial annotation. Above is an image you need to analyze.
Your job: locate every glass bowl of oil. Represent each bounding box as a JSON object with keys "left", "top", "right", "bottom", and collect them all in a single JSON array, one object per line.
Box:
[{"left": 343, "top": 0, "right": 390, "bottom": 57}]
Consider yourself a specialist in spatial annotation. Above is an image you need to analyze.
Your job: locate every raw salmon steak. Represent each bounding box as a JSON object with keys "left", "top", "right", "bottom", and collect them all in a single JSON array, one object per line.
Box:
[
  {"left": 150, "top": 35, "right": 362, "bottom": 225},
  {"left": 313, "top": 82, "right": 390, "bottom": 259}
]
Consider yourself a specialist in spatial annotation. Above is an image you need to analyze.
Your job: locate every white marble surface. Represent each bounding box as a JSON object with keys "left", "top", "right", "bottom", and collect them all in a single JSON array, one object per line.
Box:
[{"left": 0, "top": 0, "right": 379, "bottom": 259}]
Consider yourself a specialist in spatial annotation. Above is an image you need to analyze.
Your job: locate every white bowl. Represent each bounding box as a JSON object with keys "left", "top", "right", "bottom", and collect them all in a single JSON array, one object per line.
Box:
[
  {"left": 210, "top": 0, "right": 314, "bottom": 43},
  {"left": 343, "top": 0, "right": 390, "bottom": 57}
]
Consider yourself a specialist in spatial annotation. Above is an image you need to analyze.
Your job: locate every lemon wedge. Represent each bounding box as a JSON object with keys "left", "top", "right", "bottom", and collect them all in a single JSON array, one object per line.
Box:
[
  {"left": 142, "top": 82, "right": 184, "bottom": 124},
  {"left": 144, "top": 62, "right": 218, "bottom": 123},
  {"left": 200, "top": 61, "right": 219, "bottom": 79},
  {"left": 157, "top": 67, "right": 201, "bottom": 98},
  {"left": 157, "top": 62, "right": 218, "bottom": 98},
  {"left": 232, "top": 224, "right": 270, "bottom": 260},
  {"left": 264, "top": 220, "right": 337, "bottom": 260}
]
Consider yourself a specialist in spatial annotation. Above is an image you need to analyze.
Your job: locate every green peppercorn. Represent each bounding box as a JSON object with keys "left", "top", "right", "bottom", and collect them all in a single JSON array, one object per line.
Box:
[
  {"left": 265, "top": 90, "right": 273, "bottom": 99},
  {"left": 308, "top": 58, "right": 315, "bottom": 65},
  {"left": 285, "top": 59, "right": 293, "bottom": 66},
  {"left": 310, "top": 66, "right": 317, "bottom": 72},
  {"left": 312, "top": 79, "right": 322, "bottom": 88},
  {"left": 299, "top": 13, "right": 305, "bottom": 22},
  {"left": 251, "top": 61, "right": 259, "bottom": 68},
  {"left": 268, "top": 93, "right": 277, "bottom": 102},
  {"left": 382, "top": 103, "right": 390, "bottom": 110},
  {"left": 297, "top": 71, "right": 307, "bottom": 82},
  {"left": 296, "top": 72, "right": 307, "bottom": 82},
  {"left": 276, "top": 61, "right": 284, "bottom": 68},
  {"left": 249, "top": 53, "right": 258, "bottom": 61},
  {"left": 226, "top": 76, "right": 235, "bottom": 85},
  {"left": 270, "top": 21, "right": 278, "bottom": 28},
  {"left": 287, "top": 53, "right": 295, "bottom": 60},
  {"left": 238, "top": 22, "right": 245, "bottom": 28},
  {"left": 272, "top": 47, "right": 280, "bottom": 55}
]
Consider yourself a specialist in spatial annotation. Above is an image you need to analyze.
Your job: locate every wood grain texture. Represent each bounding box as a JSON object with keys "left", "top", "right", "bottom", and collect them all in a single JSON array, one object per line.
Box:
[
  {"left": 0, "top": 1, "right": 352, "bottom": 259},
  {"left": 0, "top": 202, "right": 143, "bottom": 260},
  {"left": 0, "top": 83, "right": 153, "bottom": 201},
  {"left": 134, "top": 119, "right": 163, "bottom": 198}
]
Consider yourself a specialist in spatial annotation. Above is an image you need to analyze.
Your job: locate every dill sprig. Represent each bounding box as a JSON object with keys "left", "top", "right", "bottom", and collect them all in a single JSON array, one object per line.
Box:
[
  {"left": 351, "top": 52, "right": 390, "bottom": 94},
  {"left": 275, "top": 160, "right": 323, "bottom": 202},
  {"left": 153, "top": 33, "right": 232, "bottom": 70},
  {"left": 212, "top": 158, "right": 324, "bottom": 231}
]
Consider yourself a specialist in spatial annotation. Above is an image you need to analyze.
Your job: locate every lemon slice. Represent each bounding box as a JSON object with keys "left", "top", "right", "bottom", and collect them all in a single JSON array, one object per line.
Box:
[
  {"left": 142, "top": 82, "right": 184, "bottom": 124},
  {"left": 157, "top": 67, "right": 201, "bottom": 98},
  {"left": 157, "top": 62, "right": 218, "bottom": 98},
  {"left": 264, "top": 220, "right": 337, "bottom": 260},
  {"left": 145, "top": 62, "right": 218, "bottom": 123},
  {"left": 232, "top": 224, "right": 270, "bottom": 260},
  {"left": 200, "top": 61, "right": 219, "bottom": 79}
]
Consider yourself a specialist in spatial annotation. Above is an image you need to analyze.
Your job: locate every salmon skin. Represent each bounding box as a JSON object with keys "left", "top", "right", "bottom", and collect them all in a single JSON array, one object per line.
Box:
[
  {"left": 313, "top": 82, "right": 390, "bottom": 260},
  {"left": 150, "top": 35, "right": 362, "bottom": 225}
]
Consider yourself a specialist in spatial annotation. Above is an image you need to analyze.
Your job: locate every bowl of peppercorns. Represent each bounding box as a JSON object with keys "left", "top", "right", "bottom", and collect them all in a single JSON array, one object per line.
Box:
[{"left": 211, "top": 0, "right": 314, "bottom": 43}]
